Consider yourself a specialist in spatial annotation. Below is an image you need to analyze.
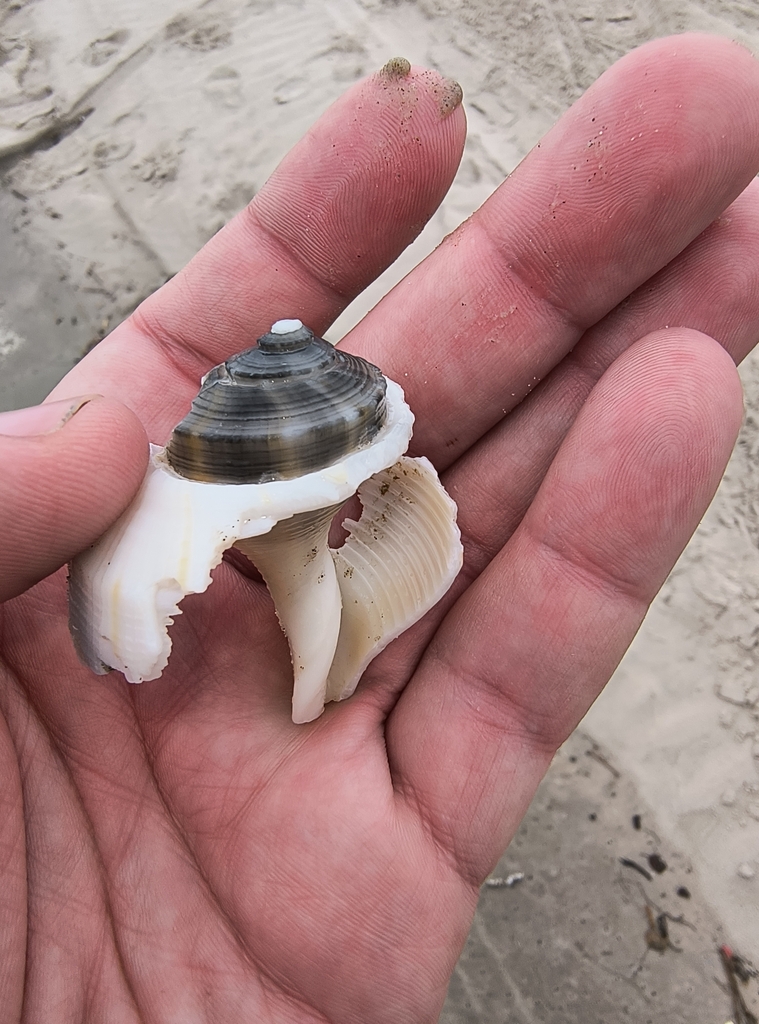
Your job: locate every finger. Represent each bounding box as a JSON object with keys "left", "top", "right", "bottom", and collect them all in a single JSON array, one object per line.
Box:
[
  {"left": 450, "top": 176, "right": 759, "bottom": 584},
  {"left": 343, "top": 172, "right": 759, "bottom": 713},
  {"left": 388, "top": 329, "right": 743, "bottom": 881},
  {"left": 345, "top": 34, "right": 759, "bottom": 467},
  {"left": 49, "top": 63, "right": 466, "bottom": 440},
  {"left": 0, "top": 397, "right": 148, "bottom": 602}
]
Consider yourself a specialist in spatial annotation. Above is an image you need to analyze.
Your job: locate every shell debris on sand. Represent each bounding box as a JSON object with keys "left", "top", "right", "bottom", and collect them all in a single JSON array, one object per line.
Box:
[{"left": 69, "top": 320, "right": 463, "bottom": 723}]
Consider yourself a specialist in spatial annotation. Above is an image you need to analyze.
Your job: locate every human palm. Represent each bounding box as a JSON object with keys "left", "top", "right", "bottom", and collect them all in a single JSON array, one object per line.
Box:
[{"left": 2, "top": 35, "right": 759, "bottom": 1022}]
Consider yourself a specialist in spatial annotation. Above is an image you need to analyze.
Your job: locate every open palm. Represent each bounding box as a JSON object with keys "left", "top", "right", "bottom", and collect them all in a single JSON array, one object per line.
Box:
[{"left": 2, "top": 35, "right": 759, "bottom": 1022}]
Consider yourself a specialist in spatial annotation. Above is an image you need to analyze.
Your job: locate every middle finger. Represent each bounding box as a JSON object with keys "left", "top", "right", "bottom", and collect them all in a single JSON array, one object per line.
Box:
[
  {"left": 448, "top": 177, "right": 759, "bottom": 587},
  {"left": 346, "top": 34, "right": 759, "bottom": 467}
]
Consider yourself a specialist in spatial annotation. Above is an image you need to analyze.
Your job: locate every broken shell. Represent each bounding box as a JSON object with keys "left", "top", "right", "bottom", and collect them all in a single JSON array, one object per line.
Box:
[{"left": 69, "top": 319, "right": 463, "bottom": 723}]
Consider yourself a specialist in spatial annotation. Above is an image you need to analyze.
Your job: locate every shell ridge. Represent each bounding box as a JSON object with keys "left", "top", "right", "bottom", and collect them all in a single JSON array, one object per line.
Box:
[
  {"left": 166, "top": 325, "right": 389, "bottom": 484},
  {"left": 326, "top": 456, "right": 463, "bottom": 703}
]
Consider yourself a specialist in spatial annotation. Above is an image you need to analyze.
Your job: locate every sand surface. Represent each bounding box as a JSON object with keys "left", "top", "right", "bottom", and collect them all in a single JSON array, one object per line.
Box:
[{"left": 1, "top": 0, "right": 758, "bottom": 1020}]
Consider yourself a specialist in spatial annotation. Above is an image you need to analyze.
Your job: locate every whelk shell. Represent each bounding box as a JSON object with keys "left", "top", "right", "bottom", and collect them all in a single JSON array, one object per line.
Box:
[{"left": 68, "top": 320, "right": 463, "bottom": 723}]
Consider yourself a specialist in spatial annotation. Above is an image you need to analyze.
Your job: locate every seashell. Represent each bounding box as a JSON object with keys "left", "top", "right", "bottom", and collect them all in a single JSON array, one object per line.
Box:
[
  {"left": 165, "top": 318, "right": 388, "bottom": 484},
  {"left": 68, "top": 319, "right": 463, "bottom": 723}
]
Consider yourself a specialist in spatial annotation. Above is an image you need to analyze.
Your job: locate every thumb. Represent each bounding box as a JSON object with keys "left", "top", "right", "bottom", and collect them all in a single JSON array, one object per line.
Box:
[{"left": 0, "top": 395, "right": 148, "bottom": 603}]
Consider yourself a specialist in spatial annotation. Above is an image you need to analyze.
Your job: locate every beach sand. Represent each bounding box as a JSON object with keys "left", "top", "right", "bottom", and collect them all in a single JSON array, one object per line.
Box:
[{"left": 1, "top": 1, "right": 758, "bottom": 1019}]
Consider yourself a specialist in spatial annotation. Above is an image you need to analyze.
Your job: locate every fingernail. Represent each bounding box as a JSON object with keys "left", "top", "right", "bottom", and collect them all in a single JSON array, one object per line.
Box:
[{"left": 0, "top": 396, "right": 97, "bottom": 437}]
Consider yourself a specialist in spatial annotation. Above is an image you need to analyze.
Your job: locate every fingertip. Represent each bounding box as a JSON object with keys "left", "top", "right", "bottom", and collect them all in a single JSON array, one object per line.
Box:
[
  {"left": 51, "top": 394, "right": 150, "bottom": 476},
  {"left": 48, "top": 395, "right": 151, "bottom": 533},
  {"left": 649, "top": 31, "right": 759, "bottom": 70},
  {"left": 0, "top": 396, "right": 149, "bottom": 602},
  {"left": 603, "top": 32, "right": 759, "bottom": 100},
  {"left": 602, "top": 326, "right": 744, "bottom": 445},
  {"left": 376, "top": 58, "right": 465, "bottom": 121},
  {"left": 546, "top": 326, "right": 744, "bottom": 599}
]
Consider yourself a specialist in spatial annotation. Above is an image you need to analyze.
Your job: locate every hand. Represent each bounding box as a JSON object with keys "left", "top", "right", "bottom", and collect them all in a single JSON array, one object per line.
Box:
[{"left": 2, "top": 35, "right": 759, "bottom": 1022}]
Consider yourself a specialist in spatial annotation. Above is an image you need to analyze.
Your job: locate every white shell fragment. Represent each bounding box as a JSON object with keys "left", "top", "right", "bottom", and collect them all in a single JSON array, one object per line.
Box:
[
  {"left": 69, "top": 377, "right": 463, "bottom": 722},
  {"left": 327, "top": 456, "right": 463, "bottom": 703}
]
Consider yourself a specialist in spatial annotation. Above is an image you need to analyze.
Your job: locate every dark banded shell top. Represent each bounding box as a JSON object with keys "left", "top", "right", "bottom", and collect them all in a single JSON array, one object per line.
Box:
[{"left": 165, "top": 320, "right": 388, "bottom": 484}]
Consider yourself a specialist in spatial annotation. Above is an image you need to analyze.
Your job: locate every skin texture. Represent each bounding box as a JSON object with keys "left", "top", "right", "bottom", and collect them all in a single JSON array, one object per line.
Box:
[{"left": 1, "top": 35, "right": 759, "bottom": 1022}]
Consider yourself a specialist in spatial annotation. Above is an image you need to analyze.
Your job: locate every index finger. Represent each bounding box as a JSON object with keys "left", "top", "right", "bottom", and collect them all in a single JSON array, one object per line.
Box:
[{"left": 50, "top": 61, "right": 466, "bottom": 440}]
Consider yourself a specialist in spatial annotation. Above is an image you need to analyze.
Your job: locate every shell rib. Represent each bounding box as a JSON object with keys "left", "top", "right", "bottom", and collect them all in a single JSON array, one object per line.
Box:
[
  {"left": 68, "top": 323, "right": 464, "bottom": 723},
  {"left": 326, "top": 456, "right": 462, "bottom": 703}
]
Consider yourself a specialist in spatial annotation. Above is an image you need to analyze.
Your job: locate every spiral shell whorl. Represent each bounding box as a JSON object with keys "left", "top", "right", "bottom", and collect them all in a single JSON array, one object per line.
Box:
[{"left": 165, "top": 320, "right": 388, "bottom": 484}]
